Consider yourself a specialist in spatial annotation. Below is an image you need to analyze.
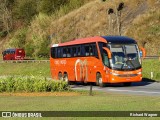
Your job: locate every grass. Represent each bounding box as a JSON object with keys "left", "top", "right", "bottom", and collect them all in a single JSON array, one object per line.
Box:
[
  {"left": 1, "top": 59, "right": 160, "bottom": 81},
  {"left": 2, "top": 93, "right": 155, "bottom": 110},
  {"left": 0, "top": 60, "right": 159, "bottom": 119},
  {"left": 0, "top": 92, "right": 159, "bottom": 119},
  {"left": 0, "top": 62, "right": 50, "bottom": 77},
  {"left": 142, "top": 59, "right": 160, "bottom": 81}
]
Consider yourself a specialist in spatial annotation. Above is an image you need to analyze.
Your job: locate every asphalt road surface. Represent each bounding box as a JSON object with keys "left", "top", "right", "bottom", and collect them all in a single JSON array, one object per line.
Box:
[{"left": 71, "top": 81, "right": 160, "bottom": 96}]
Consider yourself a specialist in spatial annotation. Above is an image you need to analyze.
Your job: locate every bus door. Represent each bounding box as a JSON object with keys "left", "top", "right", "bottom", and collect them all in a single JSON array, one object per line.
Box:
[
  {"left": 102, "top": 47, "right": 112, "bottom": 82},
  {"left": 74, "top": 46, "right": 87, "bottom": 82}
]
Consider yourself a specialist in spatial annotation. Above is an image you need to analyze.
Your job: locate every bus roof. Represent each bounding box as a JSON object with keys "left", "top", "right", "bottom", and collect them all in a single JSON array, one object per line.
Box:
[
  {"left": 3, "top": 48, "right": 24, "bottom": 52},
  {"left": 52, "top": 36, "right": 107, "bottom": 47},
  {"left": 51, "top": 36, "right": 137, "bottom": 47},
  {"left": 102, "top": 36, "right": 137, "bottom": 44}
]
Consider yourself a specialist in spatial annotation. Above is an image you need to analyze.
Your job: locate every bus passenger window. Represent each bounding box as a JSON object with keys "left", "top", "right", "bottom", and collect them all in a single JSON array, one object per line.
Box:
[
  {"left": 85, "top": 45, "right": 89, "bottom": 56},
  {"left": 77, "top": 47, "right": 81, "bottom": 56},
  {"left": 63, "top": 48, "right": 67, "bottom": 57},
  {"left": 51, "top": 48, "right": 55, "bottom": 58},
  {"left": 72, "top": 47, "right": 77, "bottom": 57},
  {"left": 89, "top": 46, "right": 93, "bottom": 56},
  {"left": 57, "top": 48, "right": 62, "bottom": 58},
  {"left": 66, "top": 48, "right": 71, "bottom": 57}
]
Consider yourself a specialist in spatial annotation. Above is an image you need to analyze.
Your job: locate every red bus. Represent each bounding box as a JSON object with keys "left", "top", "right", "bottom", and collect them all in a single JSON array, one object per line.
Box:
[
  {"left": 2, "top": 48, "right": 25, "bottom": 60},
  {"left": 50, "top": 36, "right": 145, "bottom": 86}
]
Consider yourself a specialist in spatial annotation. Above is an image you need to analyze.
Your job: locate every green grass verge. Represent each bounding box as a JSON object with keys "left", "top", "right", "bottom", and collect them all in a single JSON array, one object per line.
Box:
[
  {"left": 0, "top": 62, "right": 50, "bottom": 77},
  {"left": 142, "top": 59, "right": 160, "bottom": 81},
  {"left": 0, "top": 92, "right": 159, "bottom": 120}
]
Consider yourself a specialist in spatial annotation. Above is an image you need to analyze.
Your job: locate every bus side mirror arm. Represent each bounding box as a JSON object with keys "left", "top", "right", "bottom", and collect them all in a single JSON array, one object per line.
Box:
[{"left": 102, "top": 47, "right": 112, "bottom": 59}]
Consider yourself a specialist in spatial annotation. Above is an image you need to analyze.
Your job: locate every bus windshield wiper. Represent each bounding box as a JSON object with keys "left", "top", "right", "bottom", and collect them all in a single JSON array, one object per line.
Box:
[
  {"left": 121, "top": 58, "right": 136, "bottom": 70},
  {"left": 126, "top": 59, "right": 136, "bottom": 70}
]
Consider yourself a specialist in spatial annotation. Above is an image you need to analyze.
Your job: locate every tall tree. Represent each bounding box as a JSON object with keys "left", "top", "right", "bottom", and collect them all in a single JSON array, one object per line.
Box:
[{"left": 0, "top": 0, "right": 14, "bottom": 35}]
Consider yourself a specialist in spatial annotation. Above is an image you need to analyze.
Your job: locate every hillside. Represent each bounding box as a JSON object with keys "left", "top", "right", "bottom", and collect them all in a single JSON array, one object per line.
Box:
[
  {"left": 0, "top": 0, "right": 160, "bottom": 58},
  {"left": 48, "top": 0, "right": 160, "bottom": 55}
]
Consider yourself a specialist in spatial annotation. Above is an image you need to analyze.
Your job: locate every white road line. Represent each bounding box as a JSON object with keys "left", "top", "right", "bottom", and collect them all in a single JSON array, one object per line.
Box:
[{"left": 108, "top": 89, "right": 160, "bottom": 94}]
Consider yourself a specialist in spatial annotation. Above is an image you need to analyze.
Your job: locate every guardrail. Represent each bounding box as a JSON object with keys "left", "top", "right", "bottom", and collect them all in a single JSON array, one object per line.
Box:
[
  {"left": 0, "top": 56, "right": 159, "bottom": 63},
  {"left": 0, "top": 60, "right": 49, "bottom": 63},
  {"left": 144, "top": 56, "right": 160, "bottom": 60}
]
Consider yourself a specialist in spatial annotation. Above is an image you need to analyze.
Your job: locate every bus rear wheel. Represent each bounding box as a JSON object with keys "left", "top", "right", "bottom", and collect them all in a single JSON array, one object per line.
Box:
[
  {"left": 58, "top": 72, "right": 63, "bottom": 81},
  {"left": 63, "top": 73, "right": 68, "bottom": 82},
  {"left": 96, "top": 73, "right": 105, "bottom": 87}
]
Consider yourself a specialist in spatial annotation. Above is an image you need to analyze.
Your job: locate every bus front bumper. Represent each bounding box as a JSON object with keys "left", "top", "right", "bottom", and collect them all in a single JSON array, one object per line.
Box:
[{"left": 106, "top": 71, "right": 142, "bottom": 83}]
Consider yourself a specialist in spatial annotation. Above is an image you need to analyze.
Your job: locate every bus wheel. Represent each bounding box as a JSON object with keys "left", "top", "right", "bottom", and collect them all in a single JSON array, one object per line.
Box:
[
  {"left": 63, "top": 73, "right": 69, "bottom": 83},
  {"left": 96, "top": 73, "right": 105, "bottom": 87},
  {"left": 58, "top": 72, "right": 63, "bottom": 80},
  {"left": 123, "top": 82, "right": 132, "bottom": 87}
]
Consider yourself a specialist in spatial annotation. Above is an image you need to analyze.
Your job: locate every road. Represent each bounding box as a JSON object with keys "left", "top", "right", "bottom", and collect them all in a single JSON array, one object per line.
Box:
[{"left": 71, "top": 81, "right": 160, "bottom": 96}]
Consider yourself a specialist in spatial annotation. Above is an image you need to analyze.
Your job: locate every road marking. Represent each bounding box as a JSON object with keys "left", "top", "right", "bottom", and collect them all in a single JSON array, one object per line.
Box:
[{"left": 108, "top": 89, "right": 160, "bottom": 94}]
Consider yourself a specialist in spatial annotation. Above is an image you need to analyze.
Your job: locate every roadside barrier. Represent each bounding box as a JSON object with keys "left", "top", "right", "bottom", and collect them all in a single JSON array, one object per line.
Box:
[
  {"left": 0, "top": 60, "right": 49, "bottom": 63},
  {"left": 0, "top": 56, "right": 159, "bottom": 63},
  {"left": 144, "top": 56, "right": 160, "bottom": 59}
]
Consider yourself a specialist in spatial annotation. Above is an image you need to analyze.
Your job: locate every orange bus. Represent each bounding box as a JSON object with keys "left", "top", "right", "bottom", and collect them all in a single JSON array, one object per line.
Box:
[{"left": 50, "top": 36, "right": 144, "bottom": 86}]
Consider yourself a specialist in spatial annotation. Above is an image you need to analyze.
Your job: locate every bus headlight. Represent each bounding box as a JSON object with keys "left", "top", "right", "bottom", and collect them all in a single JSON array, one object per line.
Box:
[
  {"left": 137, "top": 72, "right": 142, "bottom": 75},
  {"left": 110, "top": 72, "right": 119, "bottom": 76}
]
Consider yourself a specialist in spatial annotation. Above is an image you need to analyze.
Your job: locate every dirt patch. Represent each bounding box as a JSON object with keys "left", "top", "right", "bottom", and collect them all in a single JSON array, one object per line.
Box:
[{"left": 0, "top": 92, "right": 80, "bottom": 97}]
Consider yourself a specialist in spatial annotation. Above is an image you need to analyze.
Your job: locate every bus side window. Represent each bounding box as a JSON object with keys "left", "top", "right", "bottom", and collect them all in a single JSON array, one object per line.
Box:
[
  {"left": 71, "top": 47, "right": 76, "bottom": 57},
  {"left": 11, "top": 51, "right": 14, "bottom": 54},
  {"left": 66, "top": 48, "right": 71, "bottom": 57},
  {"left": 93, "top": 44, "right": 98, "bottom": 58},
  {"left": 6, "top": 51, "right": 9, "bottom": 55},
  {"left": 89, "top": 45, "right": 93, "bottom": 56},
  {"left": 77, "top": 46, "right": 81, "bottom": 56},
  {"left": 62, "top": 47, "right": 67, "bottom": 58},
  {"left": 102, "top": 50, "right": 109, "bottom": 67},
  {"left": 85, "top": 45, "right": 89, "bottom": 56},
  {"left": 57, "top": 48, "right": 62, "bottom": 58},
  {"left": 51, "top": 48, "right": 56, "bottom": 58}
]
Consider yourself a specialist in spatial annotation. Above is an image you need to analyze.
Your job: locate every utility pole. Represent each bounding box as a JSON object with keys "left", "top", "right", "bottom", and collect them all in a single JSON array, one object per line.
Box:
[
  {"left": 103, "top": 0, "right": 124, "bottom": 36},
  {"left": 117, "top": 2, "right": 124, "bottom": 36},
  {"left": 107, "top": 8, "right": 114, "bottom": 35}
]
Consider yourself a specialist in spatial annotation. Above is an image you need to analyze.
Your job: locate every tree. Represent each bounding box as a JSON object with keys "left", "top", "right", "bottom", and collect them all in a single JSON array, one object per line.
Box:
[
  {"left": 0, "top": 0, "right": 14, "bottom": 36},
  {"left": 13, "top": 0, "right": 37, "bottom": 22}
]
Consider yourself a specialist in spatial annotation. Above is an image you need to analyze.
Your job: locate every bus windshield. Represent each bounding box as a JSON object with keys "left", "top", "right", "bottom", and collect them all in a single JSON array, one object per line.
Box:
[{"left": 109, "top": 44, "right": 141, "bottom": 70}]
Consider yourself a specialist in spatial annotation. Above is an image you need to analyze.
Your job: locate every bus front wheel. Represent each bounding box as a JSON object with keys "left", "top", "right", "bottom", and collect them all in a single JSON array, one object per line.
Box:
[
  {"left": 96, "top": 73, "right": 105, "bottom": 87},
  {"left": 58, "top": 72, "right": 63, "bottom": 81}
]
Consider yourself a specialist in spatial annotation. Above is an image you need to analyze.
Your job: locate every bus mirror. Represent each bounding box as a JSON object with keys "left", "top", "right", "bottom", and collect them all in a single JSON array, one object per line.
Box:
[
  {"left": 139, "top": 47, "right": 146, "bottom": 58},
  {"left": 103, "top": 47, "right": 112, "bottom": 59}
]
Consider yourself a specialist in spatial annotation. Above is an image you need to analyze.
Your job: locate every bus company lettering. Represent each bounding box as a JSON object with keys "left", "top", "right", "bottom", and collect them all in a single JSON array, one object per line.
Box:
[
  {"left": 54, "top": 60, "right": 67, "bottom": 65},
  {"left": 75, "top": 59, "right": 88, "bottom": 81}
]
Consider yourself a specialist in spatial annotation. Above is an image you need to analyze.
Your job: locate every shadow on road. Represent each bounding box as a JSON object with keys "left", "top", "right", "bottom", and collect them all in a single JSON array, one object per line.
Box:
[
  {"left": 70, "top": 78, "right": 157, "bottom": 88},
  {"left": 130, "top": 78, "right": 156, "bottom": 87},
  {"left": 106, "top": 78, "right": 156, "bottom": 87},
  {"left": 142, "top": 78, "right": 157, "bottom": 82}
]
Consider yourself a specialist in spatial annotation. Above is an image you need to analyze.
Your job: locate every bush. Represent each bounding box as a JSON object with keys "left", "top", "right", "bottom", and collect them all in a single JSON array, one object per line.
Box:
[
  {"left": 0, "top": 76, "right": 70, "bottom": 92},
  {"left": 26, "top": 13, "right": 51, "bottom": 58},
  {"left": 7, "top": 27, "right": 27, "bottom": 48}
]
